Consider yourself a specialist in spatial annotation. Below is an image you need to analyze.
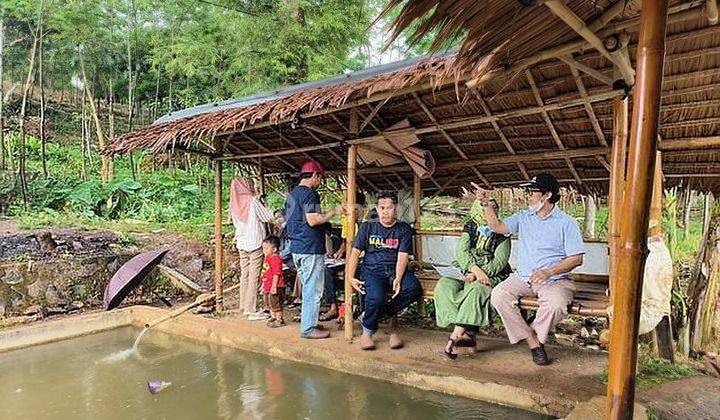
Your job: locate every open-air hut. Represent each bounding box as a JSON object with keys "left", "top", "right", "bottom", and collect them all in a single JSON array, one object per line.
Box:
[{"left": 106, "top": 1, "right": 720, "bottom": 418}]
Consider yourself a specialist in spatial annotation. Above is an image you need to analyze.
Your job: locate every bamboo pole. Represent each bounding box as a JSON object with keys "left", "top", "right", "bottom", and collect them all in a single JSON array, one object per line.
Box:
[
  {"left": 344, "top": 145, "right": 358, "bottom": 341},
  {"left": 413, "top": 175, "right": 423, "bottom": 263},
  {"left": 545, "top": 1, "right": 620, "bottom": 65},
  {"left": 606, "top": 0, "right": 669, "bottom": 418},
  {"left": 608, "top": 97, "right": 629, "bottom": 295},
  {"left": 214, "top": 137, "right": 224, "bottom": 313},
  {"left": 707, "top": 0, "right": 719, "bottom": 25}
]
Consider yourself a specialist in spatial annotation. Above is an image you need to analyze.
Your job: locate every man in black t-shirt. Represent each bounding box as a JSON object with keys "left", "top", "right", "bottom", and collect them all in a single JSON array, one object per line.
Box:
[{"left": 346, "top": 190, "right": 422, "bottom": 350}]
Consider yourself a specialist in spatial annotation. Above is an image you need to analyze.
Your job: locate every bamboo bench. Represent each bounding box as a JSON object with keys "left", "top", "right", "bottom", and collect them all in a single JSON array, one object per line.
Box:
[{"left": 416, "top": 270, "right": 609, "bottom": 317}]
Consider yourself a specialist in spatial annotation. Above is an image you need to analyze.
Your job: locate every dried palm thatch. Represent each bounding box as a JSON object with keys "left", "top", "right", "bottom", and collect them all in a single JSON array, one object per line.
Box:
[
  {"left": 379, "top": 0, "right": 603, "bottom": 78},
  {"left": 105, "top": 54, "right": 477, "bottom": 157}
]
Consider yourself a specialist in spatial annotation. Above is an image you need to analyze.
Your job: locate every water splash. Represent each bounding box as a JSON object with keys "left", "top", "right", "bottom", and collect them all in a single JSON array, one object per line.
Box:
[
  {"left": 99, "top": 327, "right": 150, "bottom": 363},
  {"left": 100, "top": 348, "right": 136, "bottom": 363}
]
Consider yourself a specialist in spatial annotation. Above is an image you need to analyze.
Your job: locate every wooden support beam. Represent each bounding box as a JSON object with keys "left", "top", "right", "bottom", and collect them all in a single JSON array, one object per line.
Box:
[
  {"left": 213, "top": 137, "right": 224, "bottom": 313},
  {"left": 359, "top": 99, "right": 388, "bottom": 133},
  {"left": 589, "top": 0, "right": 634, "bottom": 32},
  {"left": 568, "top": 64, "right": 609, "bottom": 147},
  {"left": 526, "top": 70, "right": 584, "bottom": 185},
  {"left": 658, "top": 135, "right": 720, "bottom": 150},
  {"left": 467, "top": 1, "right": 700, "bottom": 89},
  {"left": 475, "top": 92, "right": 530, "bottom": 179},
  {"left": 359, "top": 146, "right": 608, "bottom": 175},
  {"left": 559, "top": 55, "right": 615, "bottom": 85},
  {"left": 219, "top": 89, "right": 624, "bottom": 161},
  {"left": 238, "top": 133, "right": 296, "bottom": 171},
  {"left": 413, "top": 174, "right": 423, "bottom": 263},
  {"left": 330, "top": 113, "right": 349, "bottom": 133},
  {"left": 608, "top": 100, "right": 639, "bottom": 298},
  {"left": 344, "top": 145, "right": 358, "bottom": 342},
  {"left": 606, "top": 1, "right": 669, "bottom": 417},
  {"left": 412, "top": 92, "right": 468, "bottom": 159}
]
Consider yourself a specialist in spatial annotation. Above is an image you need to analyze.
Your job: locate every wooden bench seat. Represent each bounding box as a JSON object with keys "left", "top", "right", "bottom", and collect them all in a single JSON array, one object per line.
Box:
[{"left": 416, "top": 270, "right": 609, "bottom": 317}]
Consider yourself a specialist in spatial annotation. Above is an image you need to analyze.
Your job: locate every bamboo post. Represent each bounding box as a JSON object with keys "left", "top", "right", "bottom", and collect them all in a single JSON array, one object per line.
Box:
[
  {"left": 214, "top": 137, "right": 224, "bottom": 313},
  {"left": 608, "top": 96, "right": 629, "bottom": 300},
  {"left": 344, "top": 145, "right": 358, "bottom": 341},
  {"left": 413, "top": 175, "right": 423, "bottom": 263},
  {"left": 707, "top": 0, "right": 719, "bottom": 25},
  {"left": 606, "top": 1, "right": 669, "bottom": 418}
]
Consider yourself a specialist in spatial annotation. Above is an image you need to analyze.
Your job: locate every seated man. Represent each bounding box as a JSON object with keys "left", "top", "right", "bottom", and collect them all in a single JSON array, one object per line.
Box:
[
  {"left": 346, "top": 190, "right": 422, "bottom": 351},
  {"left": 434, "top": 198, "right": 512, "bottom": 359},
  {"left": 477, "top": 173, "right": 585, "bottom": 365}
]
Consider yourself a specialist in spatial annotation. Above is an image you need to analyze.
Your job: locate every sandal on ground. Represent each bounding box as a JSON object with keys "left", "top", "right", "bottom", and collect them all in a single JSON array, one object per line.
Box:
[
  {"left": 443, "top": 337, "right": 458, "bottom": 360},
  {"left": 267, "top": 319, "right": 286, "bottom": 328},
  {"left": 456, "top": 332, "right": 477, "bottom": 348},
  {"left": 318, "top": 311, "right": 338, "bottom": 322}
]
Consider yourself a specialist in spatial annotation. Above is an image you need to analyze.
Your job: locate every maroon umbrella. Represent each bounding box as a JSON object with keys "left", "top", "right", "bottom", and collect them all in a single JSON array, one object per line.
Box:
[{"left": 104, "top": 248, "right": 169, "bottom": 310}]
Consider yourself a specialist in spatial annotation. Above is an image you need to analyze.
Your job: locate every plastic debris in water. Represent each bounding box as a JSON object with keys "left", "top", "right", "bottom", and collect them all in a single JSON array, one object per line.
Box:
[{"left": 147, "top": 381, "right": 172, "bottom": 395}]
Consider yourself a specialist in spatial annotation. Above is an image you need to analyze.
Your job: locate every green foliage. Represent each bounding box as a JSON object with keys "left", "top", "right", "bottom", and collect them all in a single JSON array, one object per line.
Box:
[{"left": 599, "top": 353, "right": 698, "bottom": 389}]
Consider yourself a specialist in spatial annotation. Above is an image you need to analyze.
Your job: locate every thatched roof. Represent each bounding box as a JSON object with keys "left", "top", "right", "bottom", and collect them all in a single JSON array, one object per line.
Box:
[{"left": 106, "top": 0, "right": 720, "bottom": 195}]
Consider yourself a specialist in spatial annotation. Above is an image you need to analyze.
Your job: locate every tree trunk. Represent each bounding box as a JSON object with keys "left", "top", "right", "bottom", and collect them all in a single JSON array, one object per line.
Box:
[
  {"left": 703, "top": 193, "right": 715, "bottom": 237},
  {"left": 79, "top": 51, "right": 111, "bottom": 182},
  {"left": 584, "top": 194, "right": 597, "bottom": 239},
  {"left": 684, "top": 189, "right": 695, "bottom": 237},
  {"left": 688, "top": 205, "right": 720, "bottom": 353},
  {"left": 108, "top": 80, "right": 115, "bottom": 178},
  {"left": 0, "top": 18, "right": 5, "bottom": 171},
  {"left": 153, "top": 65, "right": 160, "bottom": 120},
  {"left": 80, "top": 92, "right": 88, "bottom": 181},
  {"left": 127, "top": 20, "right": 137, "bottom": 181},
  {"left": 39, "top": 22, "right": 48, "bottom": 178},
  {"left": 18, "top": 1, "right": 44, "bottom": 210}
]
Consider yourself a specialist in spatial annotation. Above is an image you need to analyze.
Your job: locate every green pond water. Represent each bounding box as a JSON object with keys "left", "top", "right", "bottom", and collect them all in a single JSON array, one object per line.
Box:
[{"left": 0, "top": 327, "right": 549, "bottom": 419}]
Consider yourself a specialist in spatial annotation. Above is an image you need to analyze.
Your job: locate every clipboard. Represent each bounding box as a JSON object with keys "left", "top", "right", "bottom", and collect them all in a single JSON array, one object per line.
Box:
[{"left": 432, "top": 264, "right": 465, "bottom": 281}]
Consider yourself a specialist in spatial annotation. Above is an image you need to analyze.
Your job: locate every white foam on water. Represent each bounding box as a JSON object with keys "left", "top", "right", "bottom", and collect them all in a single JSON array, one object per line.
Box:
[
  {"left": 100, "top": 327, "right": 151, "bottom": 364},
  {"left": 99, "top": 348, "right": 136, "bottom": 364}
]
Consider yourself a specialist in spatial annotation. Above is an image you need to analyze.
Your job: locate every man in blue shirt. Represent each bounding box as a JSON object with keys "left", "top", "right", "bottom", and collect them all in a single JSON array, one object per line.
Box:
[
  {"left": 284, "top": 160, "right": 343, "bottom": 339},
  {"left": 346, "top": 190, "right": 422, "bottom": 351},
  {"left": 476, "top": 174, "right": 585, "bottom": 365}
]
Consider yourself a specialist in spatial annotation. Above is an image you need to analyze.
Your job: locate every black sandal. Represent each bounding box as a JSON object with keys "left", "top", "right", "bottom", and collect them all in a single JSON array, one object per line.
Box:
[
  {"left": 443, "top": 337, "right": 458, "bottom": 360},
  {"left": 318, "top": 311, "right": 337, "bottom": 322},
  {"left": 457, "top": 332, "right": 477, "bottom": 348}
]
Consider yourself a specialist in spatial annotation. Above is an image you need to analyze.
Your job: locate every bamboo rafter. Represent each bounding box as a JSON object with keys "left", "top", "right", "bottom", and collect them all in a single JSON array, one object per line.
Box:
[{"left": 525, "top": 69, "right": 584, "bottom": 184}]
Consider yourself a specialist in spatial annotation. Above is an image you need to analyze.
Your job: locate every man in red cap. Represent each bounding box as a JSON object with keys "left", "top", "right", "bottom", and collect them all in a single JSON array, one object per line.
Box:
[{"left": 284, "top": 160, "right": 343, "bottom": 339}]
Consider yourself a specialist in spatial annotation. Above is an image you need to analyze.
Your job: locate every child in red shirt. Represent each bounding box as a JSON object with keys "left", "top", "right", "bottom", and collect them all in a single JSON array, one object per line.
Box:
[{"left": 261, "top": 236, "right": 285, "bottom": 328}]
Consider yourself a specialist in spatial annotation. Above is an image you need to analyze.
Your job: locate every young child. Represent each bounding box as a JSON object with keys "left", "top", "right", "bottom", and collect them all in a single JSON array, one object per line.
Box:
[{"left": 260, "top": 235, "right": 285, "bottom": 328}]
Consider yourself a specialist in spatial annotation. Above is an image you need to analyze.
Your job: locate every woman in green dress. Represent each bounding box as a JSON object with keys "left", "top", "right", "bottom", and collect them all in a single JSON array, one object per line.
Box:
[{"left": 434, "top": 199, "right": 512, "bottom": 359}]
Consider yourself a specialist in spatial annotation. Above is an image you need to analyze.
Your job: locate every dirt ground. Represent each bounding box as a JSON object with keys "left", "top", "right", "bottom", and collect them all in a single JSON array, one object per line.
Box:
[{"left": 639, "top": 376, "right": 720, "bottom": 419}]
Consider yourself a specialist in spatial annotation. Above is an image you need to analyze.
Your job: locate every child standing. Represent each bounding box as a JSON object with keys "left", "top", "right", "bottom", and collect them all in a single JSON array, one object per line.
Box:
[{"left": 261, "top": 236, "right": 285, "bottom": 328}]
